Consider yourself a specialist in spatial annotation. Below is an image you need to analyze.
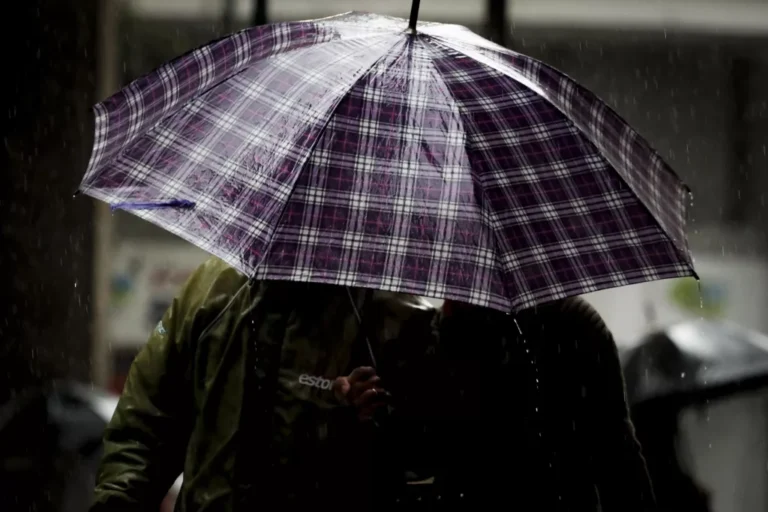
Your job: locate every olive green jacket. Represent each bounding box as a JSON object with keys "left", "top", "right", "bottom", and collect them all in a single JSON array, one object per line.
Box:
[{"left": 91, "top": 258, "right": 436, "bottom": 512}]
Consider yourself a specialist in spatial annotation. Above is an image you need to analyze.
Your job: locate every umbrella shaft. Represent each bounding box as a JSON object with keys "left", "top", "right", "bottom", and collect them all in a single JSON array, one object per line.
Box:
[
  {"left": 346, "top": 288, "right": 378, "bottom": 368},
  {"left": 408, "top": 0, "right": 421, "bottom": 30}
]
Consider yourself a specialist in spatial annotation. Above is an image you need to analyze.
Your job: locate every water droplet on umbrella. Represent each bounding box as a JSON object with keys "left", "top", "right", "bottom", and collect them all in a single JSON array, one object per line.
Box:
[{"left": 696, "top": 278, "right": 704, "bottom": 310}]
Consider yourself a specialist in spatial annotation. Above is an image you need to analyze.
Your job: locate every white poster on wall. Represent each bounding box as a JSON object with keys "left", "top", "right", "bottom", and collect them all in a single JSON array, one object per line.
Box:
[{"left": 109, "top": 241, "right": 211, "bottom": 347}]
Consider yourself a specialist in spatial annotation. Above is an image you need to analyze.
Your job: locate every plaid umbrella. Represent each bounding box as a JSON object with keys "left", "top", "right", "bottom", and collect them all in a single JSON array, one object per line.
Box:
[{"left": 79, "top": 11, "right": 696, "bottom": 312}]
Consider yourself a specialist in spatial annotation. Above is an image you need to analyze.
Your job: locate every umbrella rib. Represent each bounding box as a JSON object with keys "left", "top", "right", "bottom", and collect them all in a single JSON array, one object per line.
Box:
[
  {"left": 250, "top": 35, "right": 408, "bottom": 274},
  {"left": 213, "top": 33, "right": 393, "bottom": 109},
  {"left": 424, "top": 36, "right": 698, "bottom": 268},
  {"left": 416, "top": 37, "right": 514, "bottom": 311},
  {"left": 424, "top": 36, "right": 696, "bottom": 284},
  {"left": 83, "top": 26, "right": 401, "bottom": 183}
]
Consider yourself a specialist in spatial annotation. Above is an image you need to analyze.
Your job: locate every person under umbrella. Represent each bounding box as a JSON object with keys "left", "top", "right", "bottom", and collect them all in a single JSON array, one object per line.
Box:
[
  {"left": 91, "top": 258, "right": 438, "bottom": 511},
  {"left": 79, "top": 3, "right": 697, "bottom": 511},
  {"left": 408, "top": 297, "right": 657, "bottom": 511}
]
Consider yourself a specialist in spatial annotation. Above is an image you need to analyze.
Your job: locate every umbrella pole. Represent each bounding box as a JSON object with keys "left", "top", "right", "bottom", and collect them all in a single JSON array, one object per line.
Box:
[
  {"left": 252, "top": 0, "right": 267, "bottom": 26},
  {"left": 408, "top": 0, "right": 421, "bottom": 32},
  {"left": 346, "top": 287, "right": 378, "bottom": 368}
]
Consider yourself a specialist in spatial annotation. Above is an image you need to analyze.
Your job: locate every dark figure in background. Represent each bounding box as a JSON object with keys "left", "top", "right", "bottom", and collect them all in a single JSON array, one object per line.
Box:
[
  {"left": 420, "top": 297, "right": 656, "bottom": 511},
  {"left": 631, "top": 402, "right": 711, "bottom": 512}
]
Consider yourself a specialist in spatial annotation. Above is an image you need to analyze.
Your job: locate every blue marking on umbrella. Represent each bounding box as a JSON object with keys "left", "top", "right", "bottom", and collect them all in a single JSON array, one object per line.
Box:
[{"left": 110, "top": 199, "right": 195, "bottom": 212}]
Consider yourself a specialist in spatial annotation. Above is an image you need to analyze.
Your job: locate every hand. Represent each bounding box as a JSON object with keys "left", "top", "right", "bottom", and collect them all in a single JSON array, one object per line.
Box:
[{"left": 333, "top": 366, "right": 390, "bottom": 422}]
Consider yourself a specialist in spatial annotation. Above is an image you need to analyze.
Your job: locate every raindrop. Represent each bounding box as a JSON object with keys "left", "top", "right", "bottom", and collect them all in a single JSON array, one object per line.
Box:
[{"left": 696, "top": 279, "right": 704, "bottom": 310}]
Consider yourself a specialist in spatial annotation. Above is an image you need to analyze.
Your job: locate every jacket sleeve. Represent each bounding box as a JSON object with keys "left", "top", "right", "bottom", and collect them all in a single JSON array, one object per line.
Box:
[
  {"left": 564, "top": 298, "right": 656, "bottom": 511},
  {"left": 91, "top": 259, "right": 231, "bottom": 511}
]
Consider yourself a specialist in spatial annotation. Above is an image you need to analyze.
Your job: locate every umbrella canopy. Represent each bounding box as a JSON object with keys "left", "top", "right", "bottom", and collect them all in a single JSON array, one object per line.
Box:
[
  {"left": 622, "top": 320, "right": 768, "bottom": 405},
  {"left": 80, "top": 11, "right": 695, "bottom": 312}
]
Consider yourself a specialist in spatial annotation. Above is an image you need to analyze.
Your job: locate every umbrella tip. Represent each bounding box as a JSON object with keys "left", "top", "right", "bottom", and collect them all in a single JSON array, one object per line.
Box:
[{"left": 408, "top": 0, "right": 421, "bottom": 32}]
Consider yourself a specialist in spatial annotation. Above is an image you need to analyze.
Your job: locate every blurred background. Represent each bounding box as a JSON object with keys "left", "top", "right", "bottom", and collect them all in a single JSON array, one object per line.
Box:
[{"left": 5, "top": 0, "right": 768, "bottom": 511}]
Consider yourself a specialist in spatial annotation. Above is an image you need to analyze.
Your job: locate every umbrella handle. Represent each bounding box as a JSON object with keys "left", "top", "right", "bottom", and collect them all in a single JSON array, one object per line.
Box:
[{"left": 346, "top": 287, "right": 378, "bottom": 368}]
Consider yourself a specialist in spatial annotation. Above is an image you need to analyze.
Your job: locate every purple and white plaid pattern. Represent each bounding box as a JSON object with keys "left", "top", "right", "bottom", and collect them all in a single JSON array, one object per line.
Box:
[{"left": 81, "top": 12, "right": 695, "bottom": 312}]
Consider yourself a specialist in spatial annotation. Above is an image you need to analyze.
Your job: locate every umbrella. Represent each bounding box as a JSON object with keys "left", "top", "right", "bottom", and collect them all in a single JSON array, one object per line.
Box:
[
  {"left": 622, "top": 320, "right": 768, "bottom": 406},
  {"left": 78, "top": 4, "right": 695, "bottom": 313}
]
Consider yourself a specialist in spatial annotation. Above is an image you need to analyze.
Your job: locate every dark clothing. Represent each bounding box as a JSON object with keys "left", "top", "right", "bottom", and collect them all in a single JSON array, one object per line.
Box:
[
  {"left": 93, "top": 258, "right": 651, "bottom": 511},
  {"left": 631, "top": 405, "right": 711, "bottom": 512},
  {"left": 421, "top": 297, "right": 655, "bottom": 511},
  {"left": 91, "top": 259, "right": 435, "bottom": 512}
]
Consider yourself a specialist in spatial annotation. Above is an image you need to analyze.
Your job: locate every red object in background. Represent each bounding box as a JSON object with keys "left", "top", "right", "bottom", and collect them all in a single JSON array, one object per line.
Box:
[
  {"left": 111, "top": 348, "right": 140, "bottom": 394},
  {"left": 110, "top": 375, "right": 127, "bottom": 395}
]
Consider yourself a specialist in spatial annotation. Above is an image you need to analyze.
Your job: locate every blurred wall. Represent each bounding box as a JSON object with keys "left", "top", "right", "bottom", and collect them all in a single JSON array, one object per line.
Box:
[
  {"left": 2, "top": 0, "right": 98, "bottom": 400},
  {"left": 680, "top": 391, "right": 768, "bottom": 512},
  {"left": 516, "top": 33, "right": 732, "bottom": 230}
]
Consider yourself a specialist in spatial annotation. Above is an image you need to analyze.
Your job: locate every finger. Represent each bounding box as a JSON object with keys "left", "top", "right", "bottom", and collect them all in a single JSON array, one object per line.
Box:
[
  {"left": 349, "top": 378, "right": 383, "bottom": 402},
  {"left": 332, "top": 376, "right": 351, "bottom": 401},
  {"left": 350, "top": 375, "right": 380, "bottom": 393},
  {"left": 348, "top": 366, "right": 377, "bottom": 384},
  {"left": 352, "top": 387, "right": 389, "bottom": 408}
]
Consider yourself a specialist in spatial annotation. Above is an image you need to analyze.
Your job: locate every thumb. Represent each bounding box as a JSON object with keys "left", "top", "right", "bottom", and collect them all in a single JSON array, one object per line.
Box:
[{"left": 333, "top": 376, "right": 351, "bottom": 402}]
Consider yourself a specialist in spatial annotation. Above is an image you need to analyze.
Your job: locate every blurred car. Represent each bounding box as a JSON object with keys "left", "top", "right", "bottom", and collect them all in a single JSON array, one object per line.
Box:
[
  {"left": 622, "top": 319, "right": 768, "bottom": 406},
  {"left": 0, "top": 380, "right": 181, "bottom": 512}
]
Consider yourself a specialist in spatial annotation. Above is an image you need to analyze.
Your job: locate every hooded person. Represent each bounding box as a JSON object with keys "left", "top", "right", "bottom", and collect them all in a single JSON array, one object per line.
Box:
[
  {"left": 418, "top": 296, "right": 656, "bottom": 511},
  {"left": 91, "top": 257, "right": 438, "bottom": 512}
]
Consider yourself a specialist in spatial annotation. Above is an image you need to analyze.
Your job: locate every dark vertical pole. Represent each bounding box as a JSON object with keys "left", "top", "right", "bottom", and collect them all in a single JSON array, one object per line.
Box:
[
  {"left": 486, "top": 0, "right": 508, "bottom": 48},
  {"left": 724, "top": 57, "right": 751, "bottom": 224},
  {"left": 408, "top": 0, "right": 421, "bottom": 31},
  {"left": 4, "top": 0, "right": 97, "bottom": 399},
  {"left": 223, "top": 0, "right": 237, "bottom": 32},
  {"left": 253, "top": 0, "right": 267, "bottom": 26}
]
